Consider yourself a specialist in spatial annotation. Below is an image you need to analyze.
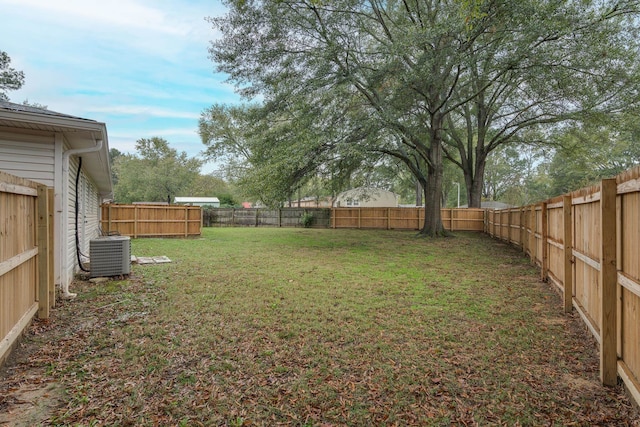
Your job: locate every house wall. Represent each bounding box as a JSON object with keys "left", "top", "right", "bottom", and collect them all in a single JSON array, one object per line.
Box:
[
  {"left": 334, "top": 189, "right": 398, "bottom": 208},
  {"left": 0, "top": 128, "right": 103, "bottom": 290},
  {"left": 290, "top": 197, "right": 333, "bottom": 208},
  {"left": 64, "top": 156, "right": 101, "bottom": 286},
  {"left": 0, "top": 128, "right": 55, "bottom": 186}
]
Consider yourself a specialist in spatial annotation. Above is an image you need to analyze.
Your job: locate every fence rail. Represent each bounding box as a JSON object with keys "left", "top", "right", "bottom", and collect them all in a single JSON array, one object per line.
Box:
[
  {"left": 486, "top": 165, "right": 640, "bottom": 406},
  {"left": 1, "top": 171, "right": 53, "bottom": 366},
  {"left": 101, "top": 204, "right": 202, "bottom": 238},
  {"left": 204, "top": 207, "right": 485, "bottom": 231}
]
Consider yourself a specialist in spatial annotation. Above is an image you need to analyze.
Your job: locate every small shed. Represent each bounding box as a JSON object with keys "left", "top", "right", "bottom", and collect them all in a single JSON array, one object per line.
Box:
[
  {"left": 174, "top": 196, "right": 220, "bottom": 208},
  {"left": 334, "top": 187, "right": 399, "bottom": 208}
]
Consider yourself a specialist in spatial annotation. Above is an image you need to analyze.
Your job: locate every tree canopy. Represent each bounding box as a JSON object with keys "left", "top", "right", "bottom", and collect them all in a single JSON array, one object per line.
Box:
[
  {"left": 444, "top": 0, "right": 640, "bottom": 207},
  {"left": 0, "top": 51, "right": 25, "bottom": 101},
  {"left": 206, "top": 0, "right": 489, "bottom": 234},
  {"left": 204, "top": 0, "right": 640, "bottom": 233},
  {"left": 112, "top": 137, "right": 202, "bottom": 204}
]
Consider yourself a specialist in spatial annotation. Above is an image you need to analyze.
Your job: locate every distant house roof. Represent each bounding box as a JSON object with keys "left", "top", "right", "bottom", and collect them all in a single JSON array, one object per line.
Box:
[
  {"left": 174, "top": 197, "right": 220, "bottom": 204},
  {"left": 0, "top": 100, "right": 93, "bottom": 121},
  {"left": 132, "top": 201, "right": 169, "bottom": 205},
  {"left": 334, "top": 187, "right": 399, "bottom": 207},
  {"left": 459, "top": 201, "right": 514, "bottom": 209}
]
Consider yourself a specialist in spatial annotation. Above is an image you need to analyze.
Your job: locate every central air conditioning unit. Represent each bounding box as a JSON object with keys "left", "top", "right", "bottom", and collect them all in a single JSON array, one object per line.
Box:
[{"left": 89, "top": 236, "right": 131, "bottom": 278}]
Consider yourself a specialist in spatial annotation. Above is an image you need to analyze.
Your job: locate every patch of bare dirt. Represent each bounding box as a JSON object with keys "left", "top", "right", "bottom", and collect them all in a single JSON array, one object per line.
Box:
[
  {"left": 0, "top": 379, "right": 63, "bottom": 426},
  {"left": 563, "top": 373, "right": 601, "bottom": 393},
  {"left": 0, "top": 306, "right": 68, "bottom": 426}
]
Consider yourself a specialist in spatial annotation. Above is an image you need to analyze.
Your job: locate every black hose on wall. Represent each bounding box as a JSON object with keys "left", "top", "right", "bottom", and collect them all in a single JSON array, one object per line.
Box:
[{"left": 75, "top": 156, "right": 90, "bottom": 272}]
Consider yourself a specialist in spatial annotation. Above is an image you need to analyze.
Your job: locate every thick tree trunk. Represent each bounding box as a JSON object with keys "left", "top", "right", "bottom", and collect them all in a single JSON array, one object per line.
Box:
[
  {"left": 468, "top": 180, "right": 483, "bottom": 207},
  {"left": 469, "top": 149, "right": 488, "bottom": 208},
  {"left": 464, "top": 147, "right": 488, "bottom": 208},
  {"left": 420, "top": 124, "right": 446, "bottom": 237},
  {"left": 415, "top": 180, "right": 423, "bottom": 206}
]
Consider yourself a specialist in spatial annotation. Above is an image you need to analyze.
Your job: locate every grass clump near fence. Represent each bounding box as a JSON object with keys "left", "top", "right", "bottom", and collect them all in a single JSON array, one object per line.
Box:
[{"left": 2, "top": 228, "right": 637, "bottom": 425}]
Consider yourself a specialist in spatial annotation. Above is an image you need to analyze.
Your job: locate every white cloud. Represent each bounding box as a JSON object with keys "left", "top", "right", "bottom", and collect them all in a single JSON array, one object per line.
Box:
[
  {"left": 111, "top": 127, "right": 199, "bottom": 139},
  {"left": 0, "top": 0, "right": 238, "bottom": 175},
  {"left": 3, "top": 0, "right": 188, "bottom": 36},
  {"left": 1, "top": 0, "right": 226, "bottom": 62},
  {"left": 86, "top": 105, "right": 200, "bottom": 120}
]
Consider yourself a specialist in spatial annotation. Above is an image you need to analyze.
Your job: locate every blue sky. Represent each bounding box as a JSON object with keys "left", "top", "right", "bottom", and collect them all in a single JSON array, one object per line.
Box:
[{"left": 0, "top": 0, "right": 238, "bottom": 173}]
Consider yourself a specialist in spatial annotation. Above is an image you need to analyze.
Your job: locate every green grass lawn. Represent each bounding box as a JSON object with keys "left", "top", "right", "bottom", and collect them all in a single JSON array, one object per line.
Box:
[{"left": 10, "top": 228, "right": 640, "bottom": 425}]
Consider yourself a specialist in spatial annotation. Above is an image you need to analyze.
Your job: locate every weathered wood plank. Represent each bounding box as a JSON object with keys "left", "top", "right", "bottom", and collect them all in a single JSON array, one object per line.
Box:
[
  {"left": 37, "top": 185, "right": 49, "bottom": 319},
  {"left": 600, "top": 178, "right": 617, "bottom": 386},
  {"left": 0, "top": 248, "right": 38, "bottom": 277},
  {"left": 563, "top": 195, "right": 573, "bottom": 313},
  {"left": 0, "top": 181, "right": 37, "bottom": 197}
]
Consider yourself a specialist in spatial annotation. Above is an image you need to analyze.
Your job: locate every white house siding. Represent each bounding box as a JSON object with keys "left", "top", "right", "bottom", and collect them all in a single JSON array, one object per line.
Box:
[
  {"left": 0, "top": 129, "right": 55, "bottom": 186},
  {"left": 64, "top": 157, "right": 101, "bottom": 284},
  {"left": 0, "top": 102, "right": 112, "bottom": 297},
  {"left": 82, "top": 169, "right": 100, "bottom": 252},
  {"left": 334, "top": 188, "right": 399, "bottom": 208}
]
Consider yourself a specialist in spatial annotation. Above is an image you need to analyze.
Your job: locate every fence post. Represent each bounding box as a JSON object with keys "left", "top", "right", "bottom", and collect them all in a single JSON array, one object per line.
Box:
[
  {"left": 387, "top": 208, "right": 391, "bottom": 230},
  {"left": 48, "top": 188, "right": 55, "bottom": 307},
  {"left": 494, "top": 210, "right": 498, "bottom": 238},
  {"left": 563, "top": 195, "right": 573, "bottom": 313},
  {"left": 184, "top": 206, "right": 188, "bottom": 237},
  {"left": 484, "top": 210, "right": 488, "bottom": 234},
  {"left": 530, "top": 205, "right": 536, "bottom": 264},
  {"left": 134, "top": 205, "right": 138, "bottom": 238},
  {"left": 449, "top": 208, "right": 456, "bottom": 232},
  {"left": 358, "top": 208, "right": 361, "bottom": 229},
  {"left": 520, "top": 208, "right": 524, "bottom": 249},
  {"left": 541, "top": 202, "right": 548, "bottom": 281},
  {"left": 600, "top": 178, "right": 617, "bottom": 386},
  {"left": 36, "top": 185, "right": 50, "bottom": 319}
]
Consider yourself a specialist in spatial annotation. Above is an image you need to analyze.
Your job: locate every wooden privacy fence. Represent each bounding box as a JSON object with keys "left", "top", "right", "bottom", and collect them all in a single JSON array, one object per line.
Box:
[
  {"left": 0, "top": 171, "right": 53, "bottom": 366},
  {"left": 486, "top": 165, "right": 640, "bottom": 406},
  {"left": 204, "top": 208, "right": 331, "bottom": 228},
  {"left": 204, "top": 207, "right": 485, "bottom": 231},
  {"left": 101, "top": 204, "right": 202, "bottom": 238},
  {"left": 332, "top": 207, "right": 485, "bottom": 231}
]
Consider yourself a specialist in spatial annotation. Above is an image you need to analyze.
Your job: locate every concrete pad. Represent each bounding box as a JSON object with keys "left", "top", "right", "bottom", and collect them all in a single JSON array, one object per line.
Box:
[{"left": 134, "top": 256, "right": 172, "bottom": 265}]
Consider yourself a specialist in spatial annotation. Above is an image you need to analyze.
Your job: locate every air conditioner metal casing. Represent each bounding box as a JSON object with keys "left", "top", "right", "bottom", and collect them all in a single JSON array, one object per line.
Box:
[{"left": 89, "top": 236, "right": 131, "bottom": 278}]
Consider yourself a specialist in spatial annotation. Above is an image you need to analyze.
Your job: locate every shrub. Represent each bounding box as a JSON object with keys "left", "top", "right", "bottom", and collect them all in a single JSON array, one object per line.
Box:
[{"left": 300, "top": 212, "right": 314, "bottom": 228}]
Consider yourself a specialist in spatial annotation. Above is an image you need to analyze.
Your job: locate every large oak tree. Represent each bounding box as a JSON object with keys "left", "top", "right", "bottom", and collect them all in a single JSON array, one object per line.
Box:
[
  {"left": 207, "top": 0, "right": 494, "bottom": 235},
  {"left": 444, "top": 0, "right": 640, "bottom": 207},
  {"left": 205, "top": 0, "right": 640, "bottom": 234}
]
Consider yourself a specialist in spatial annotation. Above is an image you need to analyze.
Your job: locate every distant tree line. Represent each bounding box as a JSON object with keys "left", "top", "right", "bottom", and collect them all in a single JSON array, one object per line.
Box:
[{"left": 109, "top": 137, "right": 241, "bottom": 206}]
